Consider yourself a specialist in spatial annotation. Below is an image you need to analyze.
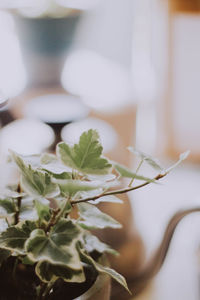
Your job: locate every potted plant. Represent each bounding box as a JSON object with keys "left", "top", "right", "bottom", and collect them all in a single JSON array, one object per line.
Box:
[{"left": 0, "top": 129, "right": 191, "bottom": 299}]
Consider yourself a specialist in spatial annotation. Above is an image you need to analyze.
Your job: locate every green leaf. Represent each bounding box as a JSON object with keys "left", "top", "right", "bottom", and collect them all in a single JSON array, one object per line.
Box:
[
  {"left": 36, "top": 261, "right": 85, "bottom": 283},
  {"left": 0, "top": 188, "right": 25, "bottom": 199},
  {"left": 0, "top": 248, "right": 11, "bottom": 266},
  {"left": 166, "top": 151, "right": 190, "bottom": 173},
  {"left": 128, "top": 147, "right": 164, "bottom": 171},
  {"left": 40, "top": 153, "right": 57, "bottom": 165},
  {"left": 11, "top": 151, "right": 60, "bottom": 198},
  {"left": 0, "top": 221, "right": 36, "bottom": 254},
  {"left": 77, "top": 203, "right": 122, "bottom": 229},
  {"left": 57, "top": 129, "right": 112, "bottom": 175},
  {"left": 17, "top": 154, "right": 41, "bottom": 168},
  {"left": 25, "top": 219, "right": 83, "bottom": 271},
  {"left": 79, "top": 247, "right": 130, "bottom": 294},
  {"left": 19, "top": 196, "right": 38, "bottom": 222},
  {"left": 34, "top": 200, "right": 50, "bottom": 222},
  {"left": 41, "top": 153, "right": 72, "bottom": 179},
  {"left": 49, "top": 172, "right": 72, "bottom": 180},
  {"left": 84, "top": 234, "right": 118, "bottom": 256},
  {"left": 0, "top": 198, "right": 16, "bottom": 216},
  {"left": 55, "top": 179, "right": 103, "bottom": 198},
  {"left": 21, "top": 255, "right": 35, "bottom": 265},
  {"left": 114, "top": 163, "right": 155, "bottom": 182}
]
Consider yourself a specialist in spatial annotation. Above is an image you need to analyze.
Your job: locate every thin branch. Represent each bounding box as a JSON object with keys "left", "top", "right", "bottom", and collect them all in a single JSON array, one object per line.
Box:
[
  {"left": 128, "top": 159, "right": 144, "bottom": 187},
  {"left": 45, "top": 208, "right": 60, "bottom": 233},
  {"left": 14, "top": 184, "right": 22, "bottom": 225},
  {"left": 71, "top": 172, "right": 166, "bottom": 205}
]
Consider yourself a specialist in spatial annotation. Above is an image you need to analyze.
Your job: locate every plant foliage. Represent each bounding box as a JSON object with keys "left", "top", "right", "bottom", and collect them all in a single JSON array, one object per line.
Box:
[{"left": 0, "top": 129, "right": 188, "bottom": 299}]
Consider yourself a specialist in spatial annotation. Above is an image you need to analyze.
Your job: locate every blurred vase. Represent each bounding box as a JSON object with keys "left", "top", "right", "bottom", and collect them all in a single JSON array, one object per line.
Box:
[{"left": 14, "top": 13, "right": 81, "bottom": 88}]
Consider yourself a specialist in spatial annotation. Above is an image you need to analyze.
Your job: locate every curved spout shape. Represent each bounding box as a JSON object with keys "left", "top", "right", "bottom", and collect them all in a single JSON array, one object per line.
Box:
[{"left": 112, "top": 207, "right": 200, "bottom": 299}]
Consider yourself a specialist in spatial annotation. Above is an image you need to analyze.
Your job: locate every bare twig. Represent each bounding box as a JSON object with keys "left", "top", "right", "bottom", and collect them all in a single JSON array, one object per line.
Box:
[{"left": 71, "top": 172, "right": 166, "bottom": 205}]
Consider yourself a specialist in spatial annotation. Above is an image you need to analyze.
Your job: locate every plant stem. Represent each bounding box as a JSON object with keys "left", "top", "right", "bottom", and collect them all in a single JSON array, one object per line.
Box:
[
  {"left": 128, "top": 159, "right": 144, "bottom": 187},
  {"left": 14, "top": 184, "right": 22, "bottom": 225},
  {"left": 71, "top": 172, "right": 166, "bottom": 205},
  {"left": 45, "top": 208, "right": 60, "bottom": 233},
  {"left": 45, "top": 197, "right": 70, "bottom": 232},
  {"left": 55, "top": 197, "right": 71, "bottom": 222}
]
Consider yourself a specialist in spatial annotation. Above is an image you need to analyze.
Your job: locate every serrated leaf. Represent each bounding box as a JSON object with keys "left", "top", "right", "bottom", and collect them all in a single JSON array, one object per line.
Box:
[
  {"left": 79, "top": 247, "right": 130, "bottom": 294},
  {"left": 0, "top": 221, "right": 36, "bottom": 254},
  {"left": 128, "top": 147, "right": 163, "bottom": 171},
  {"left": 114, "top": 163, "right": 155, "bottom": 182},
  {"left": 36, "top": 260, "right": 85, "bottom": 283},
  {"left": 84, "top": 234, "right": 118, "bottom": 256},
  {"left": 77, "top": 203, "right": 122, "bottom": 229},
  {"left": 166, "top": 150, "right": 190, "bottom": 173},
  {"left": 11, "top": 151, "right": 60, "bottom": 198},
  {"left": 57, "top": 129, "right": 112, "bottom": 175},
  {"left": 55, "top": 179, "right": 103, "bottom": 198},
  {"left": 0, "top": 248, "right": 11, "bottom": 266},
  {"left": 34, "top": 200, "right": 50, "bottom": 222},
  {"left": 25, "top": 219, "right": 82, "bottom": 271}
]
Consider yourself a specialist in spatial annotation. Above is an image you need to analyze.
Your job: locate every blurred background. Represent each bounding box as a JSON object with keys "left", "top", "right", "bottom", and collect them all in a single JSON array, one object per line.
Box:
[{"left": 0, "top": 0, "right": 200, "bottom": 299}]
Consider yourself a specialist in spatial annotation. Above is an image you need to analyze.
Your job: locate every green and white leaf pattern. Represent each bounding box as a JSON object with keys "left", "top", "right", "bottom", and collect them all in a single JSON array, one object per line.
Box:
[
  {"left": 77, "top": 203, "right": 122, "bottom": 229},
  {"left": 0, "top": 128, "right": 184, "bottom": 295},
  {"left": 57, "top": 129, "right": 112, "bottom": 175},
  {"left": 41, "top": 153, "right": 72, "bottom": 179},
  {"left": 25, "top": 219, "right": 82, "bottom": 271},
  {"left": 84, "top": 234, "right": 118, "bottom": 256},
  {"left": 11, "top": 151, "right": 60, "bottom": 198},
  {"left": 0, "top": 221, "right": 36, "bottom": 254},
  {"left": 36, "top": 260, "right": 85, "bottom": 283},
  {"left": 0, "top": 198, "right": 16, "bottom": 217},
  {"left": 79, "top": 247, "right": 130, "bottom": 294},
  {"left": 55, "top": 179, "right": 103, "bottom": 198}
]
